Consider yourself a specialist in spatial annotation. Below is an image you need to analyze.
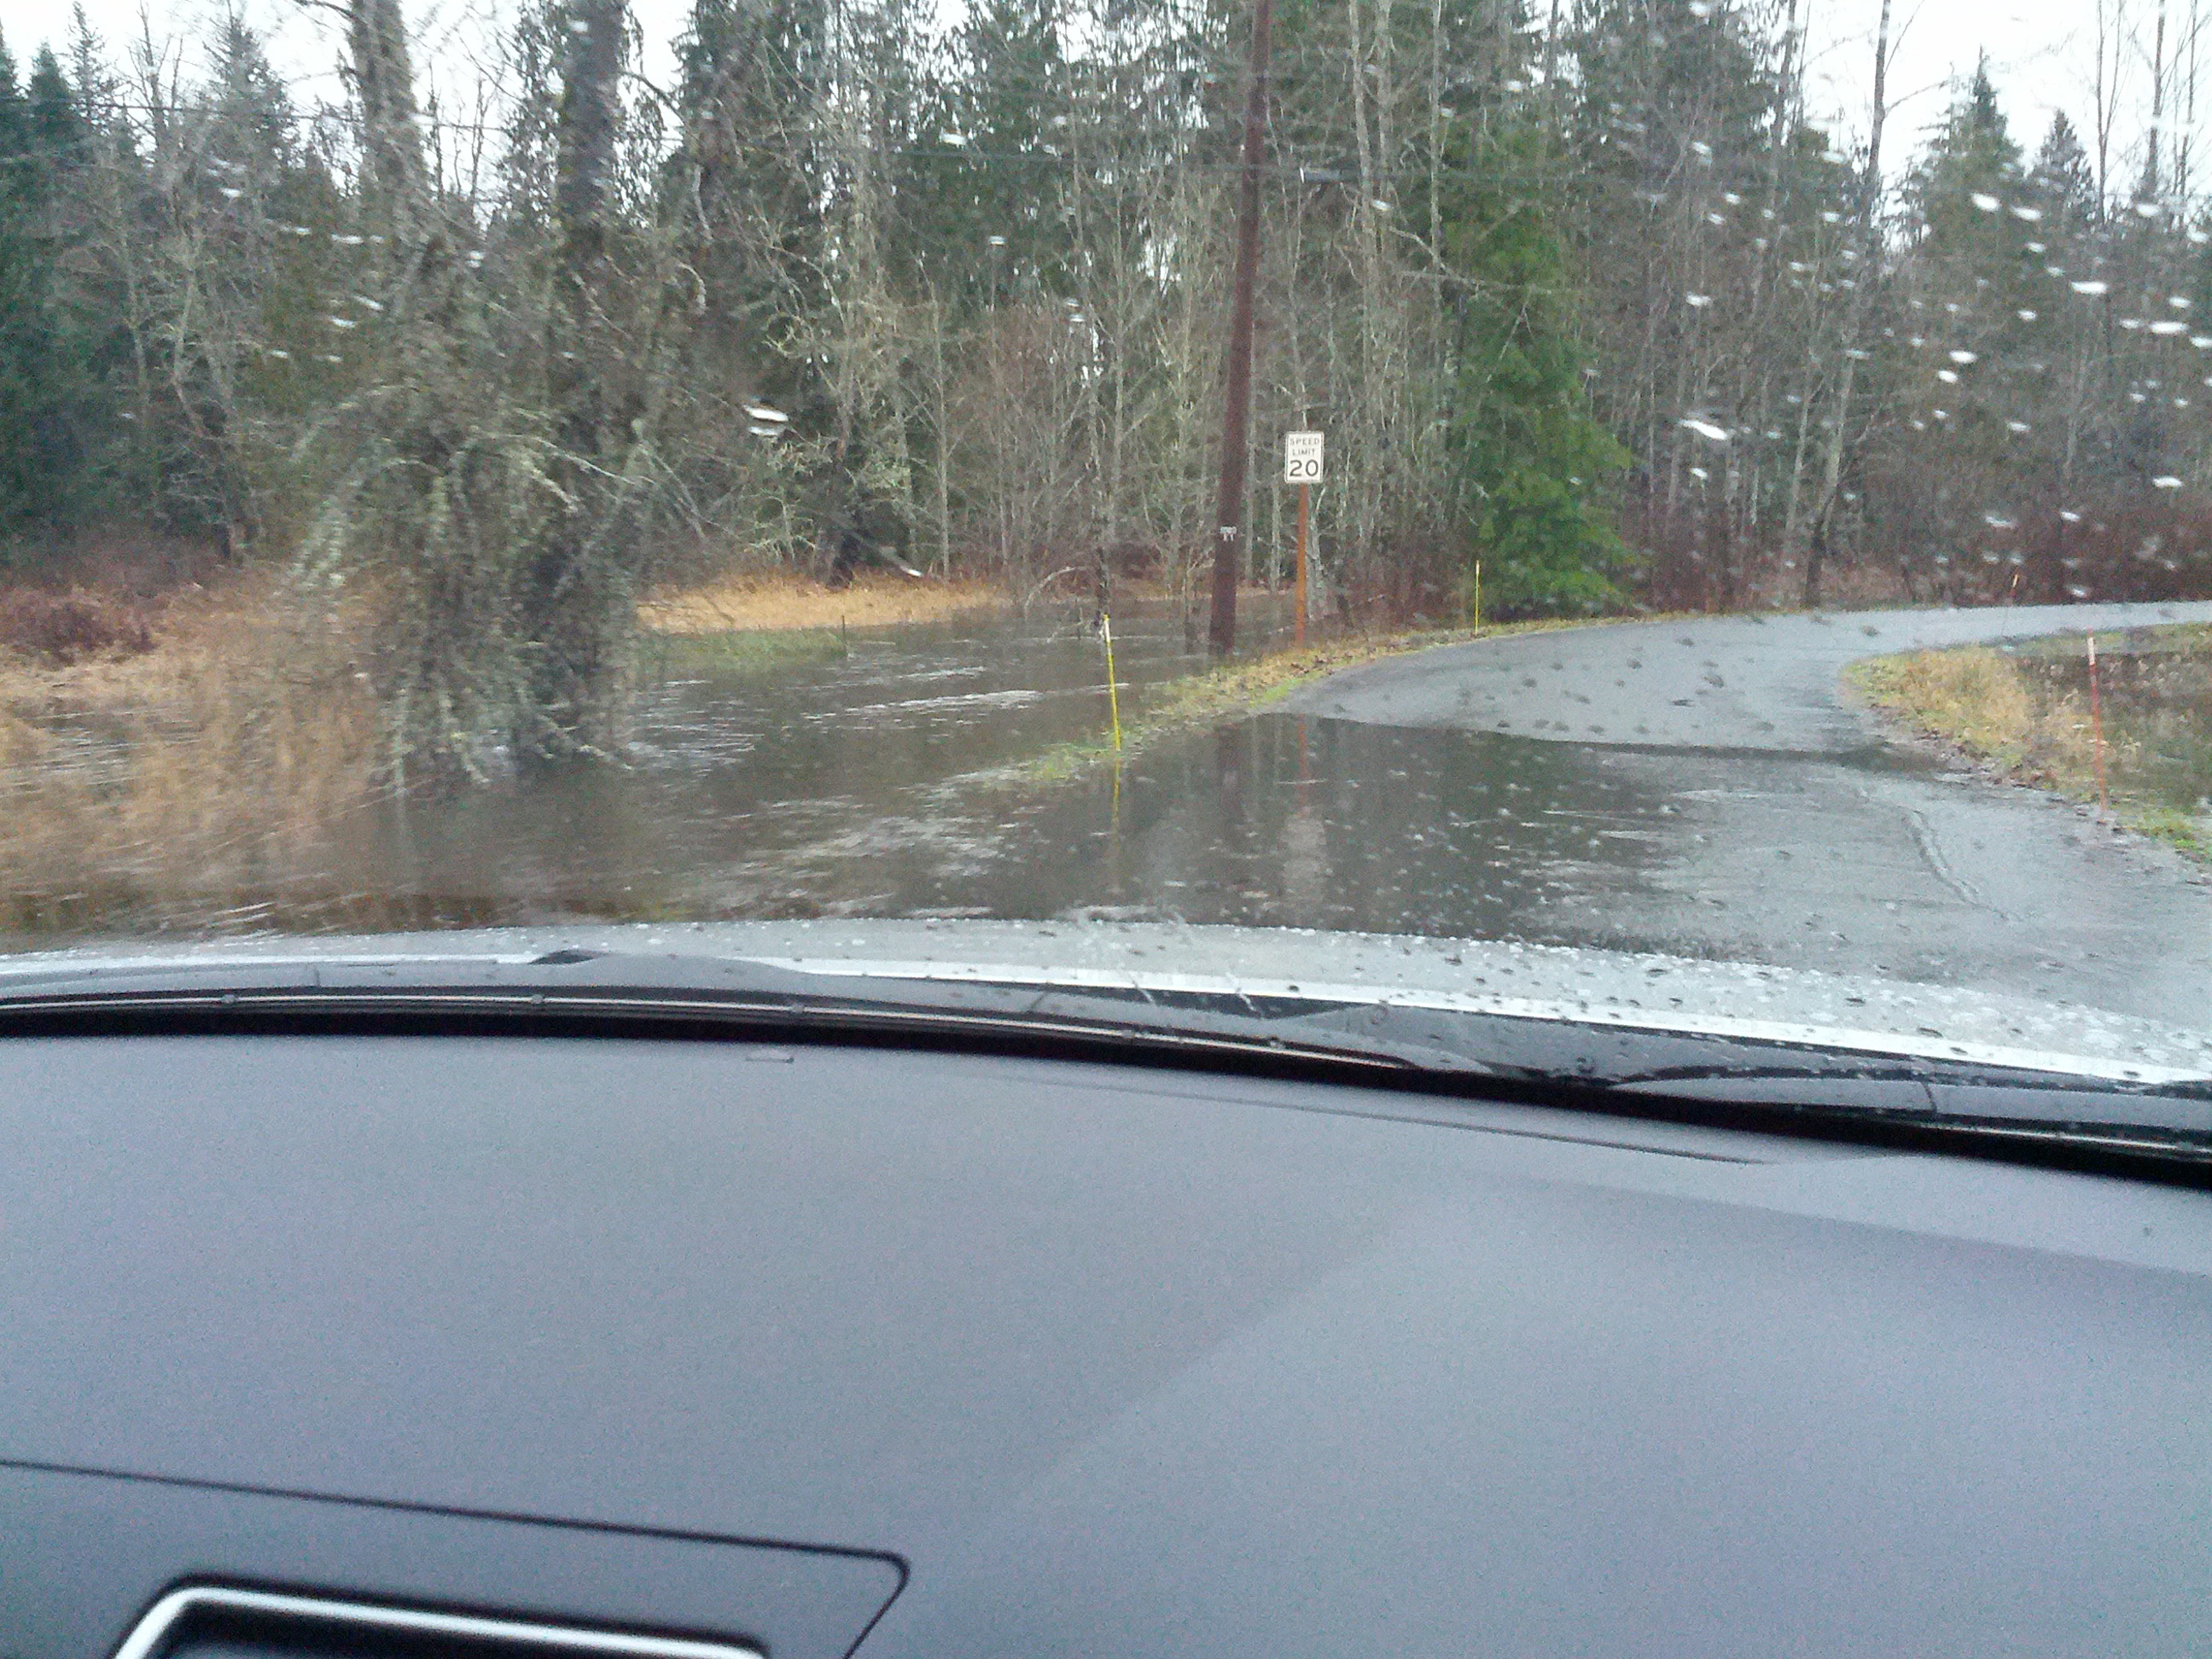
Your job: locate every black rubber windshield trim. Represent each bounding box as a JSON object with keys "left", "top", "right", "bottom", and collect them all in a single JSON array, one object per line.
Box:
[{"left": 0, "top": 987, "right": 2206, "bottom": 1189}]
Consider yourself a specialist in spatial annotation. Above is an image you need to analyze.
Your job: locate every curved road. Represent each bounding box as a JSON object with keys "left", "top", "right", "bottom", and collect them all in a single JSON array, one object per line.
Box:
[{"left": 1280, "top": 602, "right": 2212, "bottom": 1029}]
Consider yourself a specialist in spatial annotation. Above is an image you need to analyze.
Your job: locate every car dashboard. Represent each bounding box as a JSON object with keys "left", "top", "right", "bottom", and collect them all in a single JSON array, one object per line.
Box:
[{"left": 7, "top": 1028, "right": 2210, "bottom": 1659}]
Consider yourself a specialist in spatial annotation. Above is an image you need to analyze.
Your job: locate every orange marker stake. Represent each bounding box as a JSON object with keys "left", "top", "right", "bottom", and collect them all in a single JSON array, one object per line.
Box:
[{"left": 2087, "top": 632, "right": 2110, "bottom": 819}]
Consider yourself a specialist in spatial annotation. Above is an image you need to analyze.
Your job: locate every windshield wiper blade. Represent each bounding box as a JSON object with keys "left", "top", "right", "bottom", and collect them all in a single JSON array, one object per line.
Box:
[
  {"left": 1600, "top": 1061, "right": 2212, "bottom": 1138},
  {"left": 0, "top": 971, "right": 1476, "bottom": 1081}
]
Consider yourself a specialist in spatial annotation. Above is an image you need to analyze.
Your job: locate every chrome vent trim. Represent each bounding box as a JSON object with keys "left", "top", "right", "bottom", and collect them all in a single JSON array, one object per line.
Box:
[{"left": 113, "top": 1588, "right": 763, "bottom": 1659}]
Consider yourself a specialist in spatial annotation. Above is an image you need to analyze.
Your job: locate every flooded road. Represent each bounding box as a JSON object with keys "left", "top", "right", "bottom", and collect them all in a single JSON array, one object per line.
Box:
[
  {"left": 386, "top": 598, "right": 2209, "bottom": 1029},
  {"left": 309, "top": 598, "right": 1245, "bottom": 925},
  {"left": 17, "top": 597, "right": 2211, "bottom": 1031}
]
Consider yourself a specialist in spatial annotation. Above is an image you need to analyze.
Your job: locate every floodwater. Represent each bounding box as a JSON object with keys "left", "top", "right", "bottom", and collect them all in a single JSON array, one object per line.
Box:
[
  {"left": 3, "top": 597, "right": 1685, "bottom": 945},
  {"left": 2005, "top": 627, "right": 2212, "bottom": 816},
  {"left": 839, "top": 715, "right": 1672, "bottom": 938},
  {"left": 14, "top": 601, "right": 2208, "bottom": 1033},
  {"left": 311, "top": 601, "right": 2212, "bottom": 1031},
  {"left": 293, "top": 607, "right": 1786, "bottom": 951}
]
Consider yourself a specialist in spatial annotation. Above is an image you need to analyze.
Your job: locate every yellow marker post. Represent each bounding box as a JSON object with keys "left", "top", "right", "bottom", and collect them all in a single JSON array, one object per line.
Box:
[
  {"left": 1472, "top": 560, "right": 1481, "bottom": 630},
  {"left": 1102, "top": 614, "right": 1123, "bottom": 751}
]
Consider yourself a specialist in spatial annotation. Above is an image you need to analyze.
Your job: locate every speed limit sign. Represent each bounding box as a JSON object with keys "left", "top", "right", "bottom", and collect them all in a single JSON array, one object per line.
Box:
[{"left": 1284, "top": 431, "right": 1324, "bottom": 484}]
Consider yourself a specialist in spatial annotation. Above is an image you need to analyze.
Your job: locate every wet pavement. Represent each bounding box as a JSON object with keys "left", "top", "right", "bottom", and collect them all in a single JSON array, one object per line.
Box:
[
  {"left": 1278, "top": 601, "right": 2212, "bottom": 752},
  {"left": 1269, "top": 602, "right": 2212, "bottom": 1028}
]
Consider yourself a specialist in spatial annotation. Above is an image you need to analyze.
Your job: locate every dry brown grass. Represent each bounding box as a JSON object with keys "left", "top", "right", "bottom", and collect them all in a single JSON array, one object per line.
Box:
[
  {"left": 0, "top": 573, "right": 381, "bottom": 908},
  {"left": 1848, "top": 647, "right": 2046, "bottom": 771},
  {"left": 1848, "top": 643, "right": 2112, "bottom": 786},
  {"left": 639, "top": 571, "right": 1008, "bottom": 634}
]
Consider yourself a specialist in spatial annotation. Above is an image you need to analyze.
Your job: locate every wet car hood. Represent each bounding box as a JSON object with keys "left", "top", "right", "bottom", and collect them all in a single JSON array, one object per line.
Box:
[{"left": 8, "top": 917, "right": 2209, "bottom": 1082}]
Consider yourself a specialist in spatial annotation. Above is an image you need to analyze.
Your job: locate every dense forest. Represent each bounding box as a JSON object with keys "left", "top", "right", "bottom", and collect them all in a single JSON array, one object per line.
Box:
[{"left": 0, "top": 0, "right": 2206, "bottom": 775}]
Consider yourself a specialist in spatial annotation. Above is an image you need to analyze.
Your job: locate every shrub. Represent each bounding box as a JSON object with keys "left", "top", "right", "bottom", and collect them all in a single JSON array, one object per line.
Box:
[{"left": 0, "top": 588, "right": 155, "bottom": 664}]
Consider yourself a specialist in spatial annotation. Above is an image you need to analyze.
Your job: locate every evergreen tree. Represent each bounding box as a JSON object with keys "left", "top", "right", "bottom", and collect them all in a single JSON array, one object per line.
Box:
[
  {"left": 673, "top": 0, "right": 827, "bottom": 368},
  {"left": 1890, "top": 59, "right": 2046, "bottom": 592},
  {"left": 1441, "top": 122, "right": 1627, "bottom": 612},
  {"left": 914, "top": 0, "right": 1073, "bottom": 302},
  {"left": 0, "top": 32, "right": 93, "bottom": 543},
  {"left": 26, "top": 48, "right": 79, "bottom": 175},
  {"left": 2030, "top": 112, "right": 2096, "bottom": 229},
  {"left": 2012, "top": 109, "right": 2112, "bottom": 514}
]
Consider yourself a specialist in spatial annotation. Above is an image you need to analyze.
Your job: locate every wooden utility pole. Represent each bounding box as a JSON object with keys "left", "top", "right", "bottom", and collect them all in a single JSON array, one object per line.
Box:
[{"left": 1207, "top": 0, "right": 1275, "bottom": 659}]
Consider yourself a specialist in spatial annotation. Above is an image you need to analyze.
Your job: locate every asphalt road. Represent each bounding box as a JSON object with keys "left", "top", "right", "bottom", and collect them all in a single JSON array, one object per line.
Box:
[{"left": 1279, "top": 602, "right": 2212, "bottom": 1029}]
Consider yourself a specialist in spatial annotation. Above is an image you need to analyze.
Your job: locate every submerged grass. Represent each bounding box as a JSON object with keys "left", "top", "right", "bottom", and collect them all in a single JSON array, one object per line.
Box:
[
  {"left": 647, "top": 626, "right": 852, "bottom": 678},
  {"left": 1848, "top": 625, "right": 2212, "bottom": 860},
  {"left": 639, "top": 571, "right": 1007, "bottom": 634},
  {"left": 976, "top": 614, "right": 1637, "bottom": 791}
]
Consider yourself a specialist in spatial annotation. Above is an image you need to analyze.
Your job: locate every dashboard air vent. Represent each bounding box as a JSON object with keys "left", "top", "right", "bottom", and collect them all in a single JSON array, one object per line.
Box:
[{"left": 114, "top": 1589, "right": 763, "bottom": 1659}]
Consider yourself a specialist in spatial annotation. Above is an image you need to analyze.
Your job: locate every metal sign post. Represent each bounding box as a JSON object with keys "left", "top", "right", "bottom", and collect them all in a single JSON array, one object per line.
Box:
[{"left": 1284, "top": 433, "right": 1323, "bottom": 648}]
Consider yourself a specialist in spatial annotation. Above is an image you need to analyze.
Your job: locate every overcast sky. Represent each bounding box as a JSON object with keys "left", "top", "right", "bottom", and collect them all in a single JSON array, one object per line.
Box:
[
  {"left": 0, "top": 0, "right": 2166, "bottom": 182},
  {"left": 1799, "top": 0, "right": 2113, "bottom": 162}
]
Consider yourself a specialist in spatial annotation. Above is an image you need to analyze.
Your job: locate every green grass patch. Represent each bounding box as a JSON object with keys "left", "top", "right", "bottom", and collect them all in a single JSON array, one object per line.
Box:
[
  {"left": 646, "top": 627, "right": 847, "bottom": 678},
  {"left": 2133, "top": 806, "right": 2212, "bottom": 860}
]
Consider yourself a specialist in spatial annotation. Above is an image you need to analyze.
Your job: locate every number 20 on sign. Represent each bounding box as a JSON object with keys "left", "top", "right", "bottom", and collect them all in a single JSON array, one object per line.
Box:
[{"left": 1284, "top": 433, "right": 1322, "bottom": 646}]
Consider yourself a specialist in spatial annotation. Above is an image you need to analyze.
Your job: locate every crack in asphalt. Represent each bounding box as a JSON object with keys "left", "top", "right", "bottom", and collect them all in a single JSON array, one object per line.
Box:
[{"left": 1897, "top": 800, "right": 2000, "bottom": 917}]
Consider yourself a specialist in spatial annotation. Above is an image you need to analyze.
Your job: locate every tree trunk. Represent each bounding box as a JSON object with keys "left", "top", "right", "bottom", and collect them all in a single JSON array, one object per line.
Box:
[
  {"left": 534, "top": 0, "right": 626, "bottom": 737},
  {"left": 347, "top": 0, "right": 428, "bottom": 252}
]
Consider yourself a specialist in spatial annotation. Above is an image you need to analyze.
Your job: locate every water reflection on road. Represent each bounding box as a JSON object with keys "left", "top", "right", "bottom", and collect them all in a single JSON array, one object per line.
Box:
[
  {"left": 314, "top": 599, "right": 1273, "bottom": 924},
  {"left": 363, "top": 703, "right": 1663, "bottom": 946},
  {"left": 935, "top": 717, "right": 1666, "bottom": 940}
]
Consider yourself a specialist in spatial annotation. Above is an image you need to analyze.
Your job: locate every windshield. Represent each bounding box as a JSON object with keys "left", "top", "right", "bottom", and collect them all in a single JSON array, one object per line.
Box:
[{"left": 0, "top": 0, "right": 2205, "bottom": 1105}]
